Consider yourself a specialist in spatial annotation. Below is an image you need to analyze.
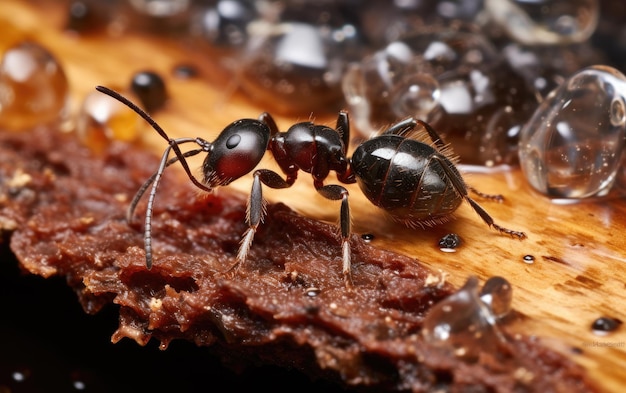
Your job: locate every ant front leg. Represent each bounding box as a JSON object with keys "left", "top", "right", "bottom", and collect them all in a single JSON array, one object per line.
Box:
[
  {"left": 137, "top": 139, "right": 212, "bottom": 269},
  {"left": 315, "top": 182, "right": 353, "bottom": 288},
  {"left": 335, "top": 110, "right": 350, "bottom": 154},
  {"left": 235, "top": 169, "right": 296, "bottom": 268}
]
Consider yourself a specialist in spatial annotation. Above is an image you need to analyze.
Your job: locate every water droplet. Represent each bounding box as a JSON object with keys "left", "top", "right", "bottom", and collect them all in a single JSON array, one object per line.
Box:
[
  {"left": 65, "top": 1, "right": 110, "bottom": 34},
  {"left": 438, "top": 233, "right": 461, "bottom": 252},
  {"left": 305, "top": 287, "right": 321, "bottom": 297},
  {"left": 479, "top": 276, "right": 513, "bottom": 318},
  {"left": 361, "top": 233, "right": 375, "bottom": 243},
  {"left": 422, "top": 276, "right": 506, "bottom": 360},
  {"left": 12, "top": 370, "right": 26, "bottom": 382},
  {"left": 485, "top": 0, "right": 599, "bottom": 45},
  {"left": 610, "top": 96, "right": 626, "bottom": 127},
  {"left": 591, "top": 316, "right": 622, "bottom": 335},
  {"left": 172, "top": 63, "right": 199, "bottom": 79},
  {"left": 348, "top": 29, "right": 501, "bottom": 128},
  {"left": 389, "top": 73, "right": 440, "bottom": 119},
  {"left": 66, "top": 1, "right": 91, "bottom": 32},
  {"left": 76, "top": 89, "right": 141, "bottom": 153},
  {"left": 73, "top": 380, "right": 87, "bottom": 390},
  {"left": 340, "top": 41, "right": 419, "bottom": 136},
  {"left": 518, "top": 65, "right": 626, "bottom": 198},
  {"left": 130, "top": 70, "right": 168, "bottom": 112},
  {"left": 0, "top": 41, "right": 70, "bottom": 131},
  {"left": 235, "top": 3, "right": 367, "bottom": 114},
  {"left": 522, "top": 254, "right": 535, "bottom": 264},
  {"left": 128, "top": 0, "right": 190, "bottom": 18}
]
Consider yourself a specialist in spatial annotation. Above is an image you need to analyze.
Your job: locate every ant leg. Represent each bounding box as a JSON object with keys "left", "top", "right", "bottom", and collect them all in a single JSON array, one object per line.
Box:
[
  {"left": 467, "top": 185, "right": 504, "bottom": 203},
  {"left": 315, "top": 183, "right": 353, "bottom": 288},
  {"left": 140, "top": 142, "right": 213, "bottom": 270},
  {"left": 414, "top": 119, "right": 449, "bottom": 151},
  {"left": 406, "top": 120, "right": 504, "bottom": 203},
  {"left": 381, "top": 117, "right": 418, "bottom": 136},
  {"left": 259, "top": 112, "right": 280, "bottom": 136},
  {"left": 235, "top": 169, "right": 296, "bottom": 268},
  {"left": 335, "top": 110, "right": 350, "bottom": 153},
  {"left": 142, "top": 144, "right": 178, "bottom": 269},
  {"left": 429, "top": 155, "right": 526, "bottom": 240},
  {"left": 96, "top": 86, "right": 213, "bottom": 193}
]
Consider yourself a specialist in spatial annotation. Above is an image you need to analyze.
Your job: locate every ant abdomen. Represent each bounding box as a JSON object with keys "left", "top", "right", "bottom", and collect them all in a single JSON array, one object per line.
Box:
[{"left": 351, "top": 135, "right": 463, "bottom": 227}]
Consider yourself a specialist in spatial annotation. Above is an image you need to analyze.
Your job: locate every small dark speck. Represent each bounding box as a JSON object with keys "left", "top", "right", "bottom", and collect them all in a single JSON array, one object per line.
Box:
[
  {"left": 304, "top": 305, "right": 320, "bottom": 315},
  {"left": 522, "top": 254, "right": 535, "bottom": 264},
  {"left": 571, "top": 346, "right": 584, "bottom": 355},
  {"left": 591, "top": 317, "right": 622, "bottom": 334},
  {"left": 574, "top": 274, "right": 601, "bottom": 289},
  {"left": 172, "top": 64, "right": 200, "bottom": 79},
  {"left": 361, "top": 233, "right": 375, "bottom": 243},
  {"left": 543, "top": 255, "right": 571, "bottom": 266}
]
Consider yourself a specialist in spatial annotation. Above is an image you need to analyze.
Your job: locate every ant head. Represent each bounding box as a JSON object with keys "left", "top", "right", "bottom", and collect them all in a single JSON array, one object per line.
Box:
[
  {"left": 95, "top": 86, "right": 272, "bottom": 189},
  {"left": 202, "top": 118, "right": 271, "bottom": 187}
]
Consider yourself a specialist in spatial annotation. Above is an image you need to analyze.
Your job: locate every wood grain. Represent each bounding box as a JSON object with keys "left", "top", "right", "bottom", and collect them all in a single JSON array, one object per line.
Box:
[{"left": 2, "top": 2, "right": 625, "bottom": 392}]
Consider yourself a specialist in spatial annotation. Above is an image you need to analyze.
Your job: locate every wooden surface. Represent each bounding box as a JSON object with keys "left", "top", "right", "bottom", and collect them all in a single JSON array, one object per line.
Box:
[{"left": 2, "top": 2, "right": 625, "bottom": 392}]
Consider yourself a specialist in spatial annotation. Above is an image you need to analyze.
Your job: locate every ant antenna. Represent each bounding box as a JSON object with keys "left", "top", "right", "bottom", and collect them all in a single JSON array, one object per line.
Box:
[
  {"left": 126, "top": 148, "right": 206, "bottom": 222},
  {"left": 95, "top": 86, "right": 214, "bottom": 268},
  {"left": 95, "top": 86, "right": 207, "bottom": 189}
]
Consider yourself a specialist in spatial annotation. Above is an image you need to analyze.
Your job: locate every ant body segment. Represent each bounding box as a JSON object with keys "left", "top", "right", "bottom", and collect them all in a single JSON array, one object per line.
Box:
[{"left": 96, "top": 86, "right": 526, "bottom": 288}]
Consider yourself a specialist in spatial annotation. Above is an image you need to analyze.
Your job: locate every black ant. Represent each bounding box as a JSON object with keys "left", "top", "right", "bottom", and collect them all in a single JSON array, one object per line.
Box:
[{"left": 95, "top": 86, "right": 526, "bottom": 288}]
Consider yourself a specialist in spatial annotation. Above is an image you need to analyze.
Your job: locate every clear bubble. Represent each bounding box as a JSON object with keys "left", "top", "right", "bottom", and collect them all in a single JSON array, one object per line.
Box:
[
  {"left": 341, "top": 41, "right": 421, "bottom": 135},
  {"left": 305, "top": 287, "right": 321, "bottom": 297},
  {"left": 190, "top": 0, "right": 258, "bottom": 49},
  {"left": 438, "top": 233, "right": 461, "bottom": 252},
  {"left": 129, "top": 0, "right": 190, "bottom": 18},
  {"left": 76, "top": 89, "right": 141, "bottom": 153},
  {"left": 231, "top": 2, "right": 367, "bottom": 115},
  {"left": 341, "top": 28, "right": 504, "bottom": 145},
  {"left": 518, "top": 65, "right": 626, "bottom": 198},
  {"left": 0, "top": 41, "right": 70, "bottom": 131},
  {"left": 389, "top": 73, "right": 440, "bottom": 119},
  {"left": 479, "top": 276, "right": 513, "bottom": 319},
  {"left": 422, "top": 276, "right": 511, "bottom": 360},
  {"left": 485, "top": 0, "right": 599, "bottom": 45}
]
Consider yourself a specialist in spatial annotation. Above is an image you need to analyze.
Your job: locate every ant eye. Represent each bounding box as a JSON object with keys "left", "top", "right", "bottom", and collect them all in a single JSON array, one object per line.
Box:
[{"left": 226, "top": 134, "right": 241, "bottom": 149}]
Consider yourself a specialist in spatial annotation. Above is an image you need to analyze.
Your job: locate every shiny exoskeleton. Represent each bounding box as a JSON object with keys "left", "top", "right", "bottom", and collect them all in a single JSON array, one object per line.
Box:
[{"left": 96, "top": 86, "right": 526, "bottom": 288}]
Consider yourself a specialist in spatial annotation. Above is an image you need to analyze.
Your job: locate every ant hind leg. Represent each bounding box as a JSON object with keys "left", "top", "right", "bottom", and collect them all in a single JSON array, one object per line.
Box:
[
  {"left": 429, "top": 154, "right": 526, "bottom": 240},
  {"left": 467, "top": 185, "right": 504, "bottom": 203}
]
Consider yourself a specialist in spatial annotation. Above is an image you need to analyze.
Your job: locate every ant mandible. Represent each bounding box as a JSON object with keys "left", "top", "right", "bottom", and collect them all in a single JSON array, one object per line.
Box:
[{"left": 95, "top": 86, "right": 526, "bottom": 288}]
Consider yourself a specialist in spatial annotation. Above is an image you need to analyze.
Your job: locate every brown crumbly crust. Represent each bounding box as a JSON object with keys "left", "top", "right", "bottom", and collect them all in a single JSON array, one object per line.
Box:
[{"left": 0, "top": 127, "right": 598, "bottom": 392}]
